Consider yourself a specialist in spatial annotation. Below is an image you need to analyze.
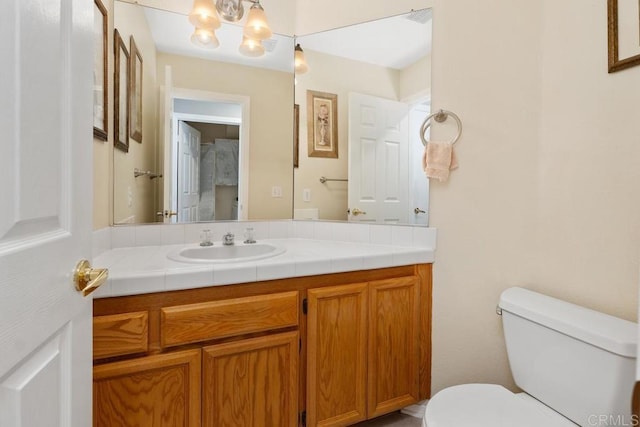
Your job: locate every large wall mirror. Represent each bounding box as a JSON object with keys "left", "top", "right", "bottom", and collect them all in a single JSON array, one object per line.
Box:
[
  {"left": 293, "top": 9, "right": 433, "bottom": 226},
  {"left": 112, "top": 2, "right": 432, "bottom": 227},
  {"left": 112, "top": 0, "right": 295, "bottom": 225}
]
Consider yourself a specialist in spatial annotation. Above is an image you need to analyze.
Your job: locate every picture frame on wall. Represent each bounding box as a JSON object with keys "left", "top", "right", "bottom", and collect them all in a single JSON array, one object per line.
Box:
[
  {"left": 129, "top": 36, "right": 143, "bottom": 143},
  {"left": 294, "top": 104, "right": 300, "bottom": 168},
  {"left": 306, "top": 90, "right": 338, "bottom": 159},
  {"left": 607, "top": 0, "right": 640, "bottom": 72},
  {"left": 114, "top": 29, "right": 130, "bottom": 153},
  {"left": 93, "top": 0, "right": 108, "bottom": 141}
]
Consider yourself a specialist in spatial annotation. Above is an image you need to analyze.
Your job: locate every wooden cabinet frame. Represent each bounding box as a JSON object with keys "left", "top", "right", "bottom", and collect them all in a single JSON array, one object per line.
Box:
[{"left": 93, "top": 264, "right": 432, "bottom": 427}]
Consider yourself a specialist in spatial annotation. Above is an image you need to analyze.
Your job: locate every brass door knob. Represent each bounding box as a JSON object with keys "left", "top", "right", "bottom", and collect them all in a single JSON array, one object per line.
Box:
[
  {"left": 73, "top": 260, "right": 108, "bottom": 297},
  {"left": 350, "top": 208, "right": 367, "bottom": 216},
  {"left": 158, "top": 210, "right": 177, "bottom": 218},
  {"left": 414, "top": 208, "right": 426, "bottom": 214}
]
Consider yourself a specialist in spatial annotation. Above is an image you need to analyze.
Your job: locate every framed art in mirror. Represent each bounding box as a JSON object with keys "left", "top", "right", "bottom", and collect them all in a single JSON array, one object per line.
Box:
[
  {"left": 307, "top": 90, "right": 338, "bottom": 159},
  {"left": 114, "top": 29, "right": 129, "bottom": 153},
  {"left": 129, "top": 36, "right": 143, "bottom": 143},
  {"left": 294, "top": 104, "right": 299, "bottom": 168},
  {"left": 93, "top": 0, "right": 108, "bottom": 141},
  {"left": 607, "top": 0, "right": 640, "bottom": 72}
]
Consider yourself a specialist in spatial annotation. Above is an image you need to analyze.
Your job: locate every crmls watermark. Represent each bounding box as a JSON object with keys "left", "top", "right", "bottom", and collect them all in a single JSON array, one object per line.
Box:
[{"left": 587, "top": 415, "right": 640, "bottom": 426}]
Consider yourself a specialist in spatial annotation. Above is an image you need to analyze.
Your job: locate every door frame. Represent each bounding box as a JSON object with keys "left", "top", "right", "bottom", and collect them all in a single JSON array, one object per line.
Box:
[{"left": 164, "top": 88, "right": 250, "bottom": 221}]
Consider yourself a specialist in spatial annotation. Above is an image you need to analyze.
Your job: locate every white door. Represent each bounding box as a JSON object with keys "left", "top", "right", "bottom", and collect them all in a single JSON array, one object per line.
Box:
[
  {"left": 0, "top": 0, "right": 95, "bottom": 426},
  {"left": 177, "top": 121, "right": 201, "bottom": 222},
  {"left": 409, "top": 102, "right": 430, "bottom": 225},
  {"left": 348, "top": 93, "right": 410, "bottom": 223}
]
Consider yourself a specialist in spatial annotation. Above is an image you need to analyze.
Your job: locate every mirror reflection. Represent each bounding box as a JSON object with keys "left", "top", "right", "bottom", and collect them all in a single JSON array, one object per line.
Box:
[
  {"left": 112, "top": 0, "right": 294, "bottom": 225},
  {"left": 293, "top": 9, "right": 433, "bottom": 225}
]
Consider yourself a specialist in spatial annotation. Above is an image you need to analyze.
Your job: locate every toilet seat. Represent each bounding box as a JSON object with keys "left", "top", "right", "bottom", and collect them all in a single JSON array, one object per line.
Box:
[{"left": 423, "top": 384, "right": 577, "bottom": 427}]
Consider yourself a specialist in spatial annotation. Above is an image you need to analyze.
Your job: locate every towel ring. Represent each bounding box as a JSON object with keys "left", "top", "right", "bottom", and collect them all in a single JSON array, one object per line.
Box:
[{"left": 420, "top": 109, "right": 463, "bottom": 147}]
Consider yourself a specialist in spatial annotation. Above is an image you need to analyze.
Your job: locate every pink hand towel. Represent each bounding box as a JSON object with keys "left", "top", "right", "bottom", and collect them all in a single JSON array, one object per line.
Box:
[{"left": 422, "top": 141, "right": 458, "bottom": 182}]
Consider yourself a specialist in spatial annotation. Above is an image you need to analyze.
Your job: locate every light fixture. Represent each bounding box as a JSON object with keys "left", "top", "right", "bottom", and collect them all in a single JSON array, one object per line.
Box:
[
  {"left": 189, "top": 0, "right": 273, "bottom": 56},
  {"left": 190, "top": 27, "right": 220, "bottom": 49},
  {"left": 294, "top": 44, "right": 309, "bottom": 74},
  {"left": 238, "top": 35, "right": 265, "bottom": 57},
  {"left": 189, "top": 0, "right": 220, "bottom": 30},
  {"left": 243, "top": 1, "right": 272, "bottom": 40}
]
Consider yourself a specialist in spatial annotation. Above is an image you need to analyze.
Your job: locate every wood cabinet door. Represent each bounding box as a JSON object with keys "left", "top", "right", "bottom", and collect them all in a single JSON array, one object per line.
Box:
[
  {"left": 202, "top": 331, "right": 299, "bottom": 427},
  {"left": 307, "top": 283, "right": 368, "bottom": 427},
  {"left": 93, "top": 349, "right": 201, "bottom": 427},
  {"left": 368, "top": 277, "right": 420, "bottom": 417}
]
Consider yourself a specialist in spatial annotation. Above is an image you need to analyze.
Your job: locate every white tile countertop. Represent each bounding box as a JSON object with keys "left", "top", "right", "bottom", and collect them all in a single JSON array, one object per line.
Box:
[{"left": 93, "top": 237, "right": 435, "bottom": 299}]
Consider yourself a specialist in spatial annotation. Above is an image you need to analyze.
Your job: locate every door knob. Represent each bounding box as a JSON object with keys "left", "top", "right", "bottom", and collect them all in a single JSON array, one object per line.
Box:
[
  {"left": 73, "top": 260, "right": 108, "bottom": 297},
  {"left": 350, "top": 208, "right": 367, "bottom": 216},
  {"left": 157, "top": 210, "right": 177, "bottom": 218},
  {"left": 414, "top": 208, "right": 426, "bottom": 214}
]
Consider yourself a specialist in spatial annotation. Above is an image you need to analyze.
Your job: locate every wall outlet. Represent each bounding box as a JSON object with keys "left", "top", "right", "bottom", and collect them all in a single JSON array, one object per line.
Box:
[
  {"left": 271, "top": 186, "right": 283, "bottom": 198},
  {"left": 303, "top": 188, "right": 311, "bottom": 202}
]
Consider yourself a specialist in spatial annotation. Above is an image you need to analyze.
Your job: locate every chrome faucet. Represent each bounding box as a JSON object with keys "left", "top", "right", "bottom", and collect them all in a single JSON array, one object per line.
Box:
[{"left": 223, "top": 232, "right": 235, "bottom": 246}]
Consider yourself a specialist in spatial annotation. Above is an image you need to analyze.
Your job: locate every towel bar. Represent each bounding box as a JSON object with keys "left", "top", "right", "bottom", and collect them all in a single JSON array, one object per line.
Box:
[
  {"left": 319, "top": 176, "right": 348, "bottom": 184},
  {"left": 420, "top": 109, "right": 463, "bottom": 147}
]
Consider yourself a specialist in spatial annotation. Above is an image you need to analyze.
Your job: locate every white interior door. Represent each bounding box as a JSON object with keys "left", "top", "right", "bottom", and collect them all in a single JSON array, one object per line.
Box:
[
  {"left": 348, "top": 93, "right": 410, "bottom": 223},
  {"left": 177, "top": 121, "right": 201, "bottom": 222},
  {"left": 0, "top": 0, "right": 94, "bottom": 426}
]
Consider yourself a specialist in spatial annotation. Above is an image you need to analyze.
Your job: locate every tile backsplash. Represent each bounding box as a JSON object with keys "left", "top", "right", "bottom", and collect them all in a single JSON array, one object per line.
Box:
[{"left": 92, "top": 220, "right": 436, "bottom": 258}]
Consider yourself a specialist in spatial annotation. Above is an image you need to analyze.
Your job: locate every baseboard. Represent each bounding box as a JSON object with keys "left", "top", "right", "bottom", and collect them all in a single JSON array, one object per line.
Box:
[{"left": 401, "top": 400, "right": 428, "bottom": 418}]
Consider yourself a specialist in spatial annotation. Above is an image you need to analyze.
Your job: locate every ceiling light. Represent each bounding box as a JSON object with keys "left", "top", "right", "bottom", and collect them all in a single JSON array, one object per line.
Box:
[
  {"left": 243, "top": 1, "right": 272, "bottom": 40},
  {"left": 294, "top": 44, "right": 309, "bottom": 74},
  {"left": 189, "top": 0, "right": 273, "bottom": 56},
  {"left": 238, "top": 35, "right": 265, "bottom": 57},
  {"left": 216, "top": 0, "right": 244, "bottom": 22},
  {"left": 190, "top": 27, "right": 220, "bottom": 49},
  {"left": 189, "top": 0, "right": 220, "bottom": 30}
]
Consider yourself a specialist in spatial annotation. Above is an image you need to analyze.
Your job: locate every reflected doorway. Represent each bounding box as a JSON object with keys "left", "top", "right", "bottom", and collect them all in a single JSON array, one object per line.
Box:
[{"left": 162, "top": 90, "right": 250, "bottom": 223}]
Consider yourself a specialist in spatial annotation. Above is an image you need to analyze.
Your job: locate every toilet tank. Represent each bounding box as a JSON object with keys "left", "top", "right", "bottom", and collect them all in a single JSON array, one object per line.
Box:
[{"left": 499, "top": 287, "right": 636, "bottom": 427}]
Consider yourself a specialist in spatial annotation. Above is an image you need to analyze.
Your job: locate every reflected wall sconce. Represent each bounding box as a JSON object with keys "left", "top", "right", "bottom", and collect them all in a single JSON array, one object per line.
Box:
[
  {"left": 294, "top": 44, "right": 309, "bottom": 74},
  {"left": 189, "top": 0, "right": 272, "bottom": 57}
]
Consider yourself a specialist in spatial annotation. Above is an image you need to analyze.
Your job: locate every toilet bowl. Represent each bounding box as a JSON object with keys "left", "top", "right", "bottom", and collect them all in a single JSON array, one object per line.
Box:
[
  {"left": 422, "top": 287, "right": 637, "bottom": 427},
  {"left": 423, "top": 384, "right": 576, "bottom": 427}
]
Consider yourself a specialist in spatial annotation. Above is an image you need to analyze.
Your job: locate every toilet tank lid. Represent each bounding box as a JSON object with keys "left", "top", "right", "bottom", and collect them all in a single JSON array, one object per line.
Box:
[{"left": 499, "top": 287, "right": 636, "bottom": 358}]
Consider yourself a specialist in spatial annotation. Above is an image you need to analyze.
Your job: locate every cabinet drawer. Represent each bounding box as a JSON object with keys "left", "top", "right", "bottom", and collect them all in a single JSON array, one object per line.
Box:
[
  {"left": 161, "top": 291, "right": 299, "bottom": 347},
  {"left": 93, "top": 311, "right": 149, "bottom": 359}
]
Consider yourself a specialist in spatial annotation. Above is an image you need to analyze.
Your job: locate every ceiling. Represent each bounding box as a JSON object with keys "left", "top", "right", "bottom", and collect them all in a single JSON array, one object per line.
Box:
[{"left": 125, "top": 1, "right": 432, "bottom": 72}]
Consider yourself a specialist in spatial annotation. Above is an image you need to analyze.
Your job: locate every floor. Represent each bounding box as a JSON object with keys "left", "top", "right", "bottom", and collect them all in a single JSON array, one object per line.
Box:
[{"left": 354, "top": 412, "right": 423, "bottom": 427}]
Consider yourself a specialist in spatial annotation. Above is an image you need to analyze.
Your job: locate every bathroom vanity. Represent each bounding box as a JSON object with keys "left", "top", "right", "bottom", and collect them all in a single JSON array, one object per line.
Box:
[{"left": 91, "top": 233, "right": 434, "bottom": 427}]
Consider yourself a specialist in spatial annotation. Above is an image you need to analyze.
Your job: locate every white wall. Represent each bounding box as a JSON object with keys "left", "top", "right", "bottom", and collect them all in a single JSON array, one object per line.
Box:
[{"left": 429, "top": 0, "right": 640, "bottom": 394}]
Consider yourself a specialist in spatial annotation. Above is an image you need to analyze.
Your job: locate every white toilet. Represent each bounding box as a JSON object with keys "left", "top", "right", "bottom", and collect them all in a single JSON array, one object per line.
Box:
[{"left": 423, "top": 287, "right": 637, "bottom": 427}]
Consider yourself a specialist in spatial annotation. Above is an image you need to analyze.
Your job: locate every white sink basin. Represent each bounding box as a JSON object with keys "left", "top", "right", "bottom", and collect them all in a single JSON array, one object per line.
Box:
[{"left": 168, "top": 243, "right": 285, "bottom": 264}]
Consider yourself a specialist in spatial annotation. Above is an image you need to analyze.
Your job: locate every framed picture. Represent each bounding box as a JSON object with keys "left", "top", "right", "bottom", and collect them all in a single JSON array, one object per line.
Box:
[
  {"left": 293, "top": 104, "right": 299, "bottom": 168},
  {"left": 93, "top": 0, "right": 108, "bottom": 140},
  {"left": 607, "top": 0, "right": 640, "bottom": 72},
  {"left": 306, "top": 90, "right": 338, "bottom": 159},
  {"left": 114, "top": 29, "right": 130, "bottom": 153},
  {"left": 129, "top": 36, "right": 143, "bottom": 143}
]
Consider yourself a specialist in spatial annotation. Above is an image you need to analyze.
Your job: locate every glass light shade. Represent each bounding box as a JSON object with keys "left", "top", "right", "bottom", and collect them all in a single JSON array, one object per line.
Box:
[
  {"left": 190, "top": 27, "right": 220, "bottom": 49},
  {"left": 243, "top": 2, "right": 272, "bottom": 40},
  {"left": 189, "top": 0, "right": 220, "bottom": 29},
  {"left": 294, "top": 44, "right": 309, "bottom": 74},
  {"left": 238, "top": 36, "right": 265, "bottom": 57}
]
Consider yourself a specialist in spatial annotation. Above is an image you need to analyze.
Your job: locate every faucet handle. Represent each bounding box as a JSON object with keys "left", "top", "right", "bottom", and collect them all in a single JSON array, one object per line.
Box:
[
  {"left": 200, "top": 229, "right": 213, "bottom": 246},
  {"left": 244, "top": 227, "right": 256, "bottom": 244}
]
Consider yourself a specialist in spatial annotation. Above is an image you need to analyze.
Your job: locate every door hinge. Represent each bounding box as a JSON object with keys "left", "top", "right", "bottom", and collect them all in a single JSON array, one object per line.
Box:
[
  {"left": 299, "top": 410, "right": 307, "bottom": 427},
  {"left": 302, "top": 298, "right": 308, "bottom": 315}
]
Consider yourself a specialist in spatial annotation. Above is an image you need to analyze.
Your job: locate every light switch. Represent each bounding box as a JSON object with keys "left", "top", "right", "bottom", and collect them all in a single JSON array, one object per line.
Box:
[
  {"left": 303, "top": 189, "right": 311, "bottom": 202},
  {"left": 271, "top": 186, "right": 282, "bottom": 198}
]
